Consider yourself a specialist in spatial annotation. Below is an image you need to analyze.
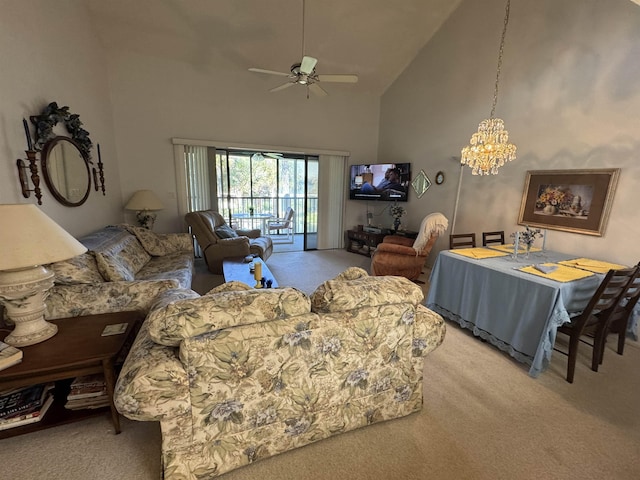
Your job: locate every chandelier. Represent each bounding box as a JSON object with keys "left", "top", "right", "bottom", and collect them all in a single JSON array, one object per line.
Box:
[{"left": 461, "top": 0, "right": 516, "bottom": 176}]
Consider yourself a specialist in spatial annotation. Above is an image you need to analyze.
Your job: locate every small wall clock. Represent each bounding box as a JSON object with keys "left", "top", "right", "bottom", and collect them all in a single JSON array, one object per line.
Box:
[{"left": 435, "top": 171, "right": 445, "bottom": 185}]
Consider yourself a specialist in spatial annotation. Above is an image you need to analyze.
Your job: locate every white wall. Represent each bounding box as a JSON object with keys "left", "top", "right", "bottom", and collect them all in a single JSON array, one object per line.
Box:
[
  {"left": 379, "top": 0, "right": 640, "bottom": 266},
  {"left": 0, "top": 0, "right": 123, "bottom": 236},
  {"left": 105, "top": 49, "right": 380, "bottom": 233}
]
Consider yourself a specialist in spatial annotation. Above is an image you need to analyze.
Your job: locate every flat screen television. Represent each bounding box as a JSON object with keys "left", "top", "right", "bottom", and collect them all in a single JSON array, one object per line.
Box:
[{"left": 349, "top": 163, "right": 411, "bottom": 202}]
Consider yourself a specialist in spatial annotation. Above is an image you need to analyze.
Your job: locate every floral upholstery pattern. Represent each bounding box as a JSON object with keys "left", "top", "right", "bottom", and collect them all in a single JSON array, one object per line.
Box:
[
  {"left": 114, "top": 270, "right": 445, "bottom": 479},
  {"left": 48, "top": 252, "right": 104, "bottom": 285},
  {"left": 45, "top": 225, "right": 194, "bottom": 320},
  {"left": 120, "top": 224, "right": 193, "bottom": 256}
]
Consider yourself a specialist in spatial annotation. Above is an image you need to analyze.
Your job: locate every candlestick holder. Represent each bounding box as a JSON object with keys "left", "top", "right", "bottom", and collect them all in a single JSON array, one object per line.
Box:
[{"left": 16, "top": 150, "right": 43, "bottom": 205}]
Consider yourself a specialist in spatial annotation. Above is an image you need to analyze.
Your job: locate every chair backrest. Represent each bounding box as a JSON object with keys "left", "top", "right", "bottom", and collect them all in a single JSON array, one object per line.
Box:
[
  {"left": 185, "top": 210, "right": 227, "bottom": 249},
  {"left": 603, "top": 265, "right": 640, "bottom": 330},
  {"left": 482, "top": 231, "right": 504, "bottom": 246},
  {"left": 449, "top": 233, "right": 476, "bottom": 249},
  {"left": 571, "top": 266, "right": 639, "bottom": 333},
  {"left": 283, "top": 207, "right": 295, "bottom": 226}
]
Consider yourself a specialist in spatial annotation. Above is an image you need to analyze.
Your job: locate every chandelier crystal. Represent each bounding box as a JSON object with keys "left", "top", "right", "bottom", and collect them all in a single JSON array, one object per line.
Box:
[
  {"left": 461, "top": 118, "right": 516, "bottom": 175},
  {"left": 461, "top": 0, "right": 516, "bottom": 176}
]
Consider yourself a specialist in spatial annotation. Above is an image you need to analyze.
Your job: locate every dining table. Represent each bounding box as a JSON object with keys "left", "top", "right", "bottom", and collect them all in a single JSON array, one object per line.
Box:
[
  {"left": 426, "top": 246, "right": 637, "bottom": 377},
  {"left": 232, "top": 213, "right": 274, "bottom": 234}
]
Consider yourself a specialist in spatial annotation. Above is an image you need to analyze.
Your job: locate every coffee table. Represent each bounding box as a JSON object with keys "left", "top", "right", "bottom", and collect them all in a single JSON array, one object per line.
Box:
[
  {"left": 0, "top": 310, "right": 143, "bottom": 438},
  {"left": 222, "top": 257, "right": 279, "bottom": 288}
]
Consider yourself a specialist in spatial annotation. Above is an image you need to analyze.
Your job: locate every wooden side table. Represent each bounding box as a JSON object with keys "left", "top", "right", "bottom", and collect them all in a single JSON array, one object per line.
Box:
[{"left": 0, "top": 310, "right": 143, "bottom": 438}]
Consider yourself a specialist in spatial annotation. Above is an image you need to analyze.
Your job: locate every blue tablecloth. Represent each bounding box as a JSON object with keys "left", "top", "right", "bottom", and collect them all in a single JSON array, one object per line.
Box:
[{"left": 426, "top": 249, "right": 612, "bottom": 377}]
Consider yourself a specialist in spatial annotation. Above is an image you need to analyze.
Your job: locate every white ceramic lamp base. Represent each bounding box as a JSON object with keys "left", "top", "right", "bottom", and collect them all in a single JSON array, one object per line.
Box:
[{"left": 0, "top": 266, "right": 58, "bottom": 347}]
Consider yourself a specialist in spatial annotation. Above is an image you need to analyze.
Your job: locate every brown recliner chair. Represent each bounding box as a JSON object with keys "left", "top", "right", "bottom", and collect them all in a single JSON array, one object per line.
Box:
[
  {"left": 371, "top": 212, "right": 448, "bottom": 281},
  {"left": 185, "top": 210, "right": 273, "bottom": 274}
]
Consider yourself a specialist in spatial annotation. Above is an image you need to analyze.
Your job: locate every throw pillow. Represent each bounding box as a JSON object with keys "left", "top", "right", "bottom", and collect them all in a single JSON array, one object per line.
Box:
[
  {"left": 121, "top": 224, "right": 170, "bottom": 256},
  {"left": 215, "top": 224, "right": 239, "bottom": 239},
  {"left": 48, "top": 252, "right": 104, "bottom": 285}
]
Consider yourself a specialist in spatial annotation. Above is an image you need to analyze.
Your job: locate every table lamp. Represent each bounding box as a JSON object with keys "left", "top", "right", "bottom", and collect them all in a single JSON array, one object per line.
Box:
[
  {"left": 124, "top": 189, "right": 164, "bottom": 230},
  {"left": 0, "top": 204, "right": 87, "bottom": 346}
]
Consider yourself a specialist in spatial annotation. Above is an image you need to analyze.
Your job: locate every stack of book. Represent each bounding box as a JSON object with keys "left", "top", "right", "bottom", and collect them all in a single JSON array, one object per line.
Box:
[
  {"left": 0, "top": 383, "right": 54, "bottom": 431},
  {"left": 65, "top": 374, "right": 110, "bottom": 410}
]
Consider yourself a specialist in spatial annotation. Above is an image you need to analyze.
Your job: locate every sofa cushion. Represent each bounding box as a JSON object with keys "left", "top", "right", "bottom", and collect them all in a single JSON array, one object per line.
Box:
[
  {"left": 137, "top": 252, "right": 194, "bottom": 289},
  {"left": 48, "top": 252, "right": 104, "bottom": 285},
  {"left": 214, "top": 224, "right": 238, "bottom": 239},
  {"left": 94, "top": 234, "right": 151, "bottom": 281},
  {"left": 147, "top": 287, "right": 311, "bottom": 346}
]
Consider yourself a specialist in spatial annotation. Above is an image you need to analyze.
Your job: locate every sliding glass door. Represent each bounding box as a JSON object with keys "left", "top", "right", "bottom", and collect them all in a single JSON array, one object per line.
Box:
[{"left": 214, "top": 150, "right": 318, "bottom": 250}]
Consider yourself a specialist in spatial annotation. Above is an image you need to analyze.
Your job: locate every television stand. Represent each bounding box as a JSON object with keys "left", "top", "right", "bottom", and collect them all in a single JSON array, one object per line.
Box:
[{"left": 345, "top": 229, "right": 387, "bottom": 257}]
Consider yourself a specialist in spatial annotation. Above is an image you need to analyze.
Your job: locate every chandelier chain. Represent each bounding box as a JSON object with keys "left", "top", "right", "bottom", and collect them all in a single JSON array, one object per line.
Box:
[{"left": 491, "top": 0, "right": 511, "bottom": 119}]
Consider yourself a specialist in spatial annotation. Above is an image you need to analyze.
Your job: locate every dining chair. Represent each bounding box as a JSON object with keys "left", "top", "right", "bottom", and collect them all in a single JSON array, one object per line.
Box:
[
  {"left": 482, "top": 231, "right": 504, "bottom": 246},
  {"left": 449, "top": 233, "right": 476, "bottom": 249},
  {"left": 266, "top": 207, "right": 295, "bottom": 244},
  {"left": 555, "top": 266, "right": 638, "bottom": 383},
  {"left": 597, "top": 263, "right": 640, "bottom": 362}
]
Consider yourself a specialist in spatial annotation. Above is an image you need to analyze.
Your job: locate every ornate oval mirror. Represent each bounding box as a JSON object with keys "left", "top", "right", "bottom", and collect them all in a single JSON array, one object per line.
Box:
[{"left": 41, "top": 136, "right": 91, "bottom": 206}]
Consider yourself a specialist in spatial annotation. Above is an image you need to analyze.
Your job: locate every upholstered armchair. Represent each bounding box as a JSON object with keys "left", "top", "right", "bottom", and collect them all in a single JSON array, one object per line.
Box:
[
  {"left": 371, "top": 212, "right": 448, "bottom": 281},
  {"left": 185, "top": 210, "right": 273, "bottom": 274}
]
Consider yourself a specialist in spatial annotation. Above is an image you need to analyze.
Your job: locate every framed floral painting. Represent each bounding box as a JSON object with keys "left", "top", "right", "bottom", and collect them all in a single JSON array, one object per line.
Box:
[{"left": 518, "top": 169, "right": 620, "bottom": 236}]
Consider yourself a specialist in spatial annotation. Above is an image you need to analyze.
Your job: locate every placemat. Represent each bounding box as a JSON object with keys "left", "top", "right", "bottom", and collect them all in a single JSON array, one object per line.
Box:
[
  {"left": 558, "top": 258, "right": 628, "bottom": 274},
  {"left": 518, "top": 263, "right": 594, "bottom": 282},
  {"left": 489, "top": 243, "right": 542, "bottom": 254},
  {"left": 450, "top": 248, "right": 509, "bottom": 259}
]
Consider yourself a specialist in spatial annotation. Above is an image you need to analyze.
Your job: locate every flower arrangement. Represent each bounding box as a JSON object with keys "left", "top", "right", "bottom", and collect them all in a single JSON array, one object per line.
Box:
[
  {"left": 390, "top": 205, "right": 406, "bottom": 219},
  {"left": 510, "top": 225, "right": 542, "bottom": 249},
  {"left": 537, "top": 186, "right": 574, "bottom": 210}
]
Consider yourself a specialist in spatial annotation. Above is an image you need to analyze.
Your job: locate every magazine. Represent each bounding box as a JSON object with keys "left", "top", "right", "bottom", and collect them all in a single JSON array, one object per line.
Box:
[
  {"left": 0, "top": 394, "right": 54, "bottom": 431},
  {"left": 0, "top": 341, "right": 22, "bottom": 372}
]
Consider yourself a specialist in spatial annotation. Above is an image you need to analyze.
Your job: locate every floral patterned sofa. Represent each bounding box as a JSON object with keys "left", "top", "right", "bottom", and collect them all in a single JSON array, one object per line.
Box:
[
  {"left": 45, "top": 225, "right": 194, "bottom": 319},
  {"left": 114, "top": 267, "right": 446, "bottom": 479}
]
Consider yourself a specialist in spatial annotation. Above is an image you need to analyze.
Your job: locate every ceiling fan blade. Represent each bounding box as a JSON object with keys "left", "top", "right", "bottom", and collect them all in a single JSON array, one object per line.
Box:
[
  {"left": 270, "top": 82, "right": 296, "bottom": 93},
  {"left": 317, "top": 74, "right": 359, "bottom": 83},
  {"left": 309, "top": 83, "right": 328, "bottom": 97},
  {"left": 249, "top": 67, "right": 291, "bottom": 77},
  {"left": 300, "top": 56, "right": 318, "bottom": 75},
  {"left": 264, "top": 152, "right": 283, "bottom": 159}
]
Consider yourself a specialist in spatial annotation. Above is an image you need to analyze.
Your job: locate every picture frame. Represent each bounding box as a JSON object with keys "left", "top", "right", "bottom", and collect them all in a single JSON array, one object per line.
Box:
[{"left": 518, "top": 169, "right": 620, "bottom": 236}]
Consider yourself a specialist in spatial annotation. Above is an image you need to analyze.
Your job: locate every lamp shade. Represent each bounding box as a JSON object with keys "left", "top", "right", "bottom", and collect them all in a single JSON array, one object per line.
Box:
[
  {"left": 125, "top": 190, "right": 164, "bottom": 211},
  {"left": 0, "top": 204, "right": 87, "bottom": 271}
]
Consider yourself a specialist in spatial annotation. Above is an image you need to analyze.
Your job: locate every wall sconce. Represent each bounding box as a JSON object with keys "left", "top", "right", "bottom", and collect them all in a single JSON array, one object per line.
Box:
[{"left": 16, "top": 118, "right": 43, "bottom": 205}]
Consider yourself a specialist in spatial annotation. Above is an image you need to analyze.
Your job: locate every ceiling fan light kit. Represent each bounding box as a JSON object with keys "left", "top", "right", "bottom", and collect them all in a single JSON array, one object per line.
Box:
[{"left": 248, "top": 0, "right": 358, "bottom": 97}]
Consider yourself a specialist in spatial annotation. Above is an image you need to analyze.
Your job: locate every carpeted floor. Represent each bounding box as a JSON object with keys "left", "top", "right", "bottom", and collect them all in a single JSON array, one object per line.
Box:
[{"left": 2, "top": 250, "right": 639, "bottom": 479}]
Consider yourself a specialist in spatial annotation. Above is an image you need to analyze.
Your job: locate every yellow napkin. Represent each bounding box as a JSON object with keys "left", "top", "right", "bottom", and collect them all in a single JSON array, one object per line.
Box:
[
  {"left": 450, "top": 248, "right": 509, "bottom": 259},
  {"left": 558, "top": 258, "right": 628, "bottom": 274},
  {"left": 519, "top": 263, "right": 594, "bottom": 282},
  {"left": 490, "top": 243, "right": 542, "bottom": 254}
]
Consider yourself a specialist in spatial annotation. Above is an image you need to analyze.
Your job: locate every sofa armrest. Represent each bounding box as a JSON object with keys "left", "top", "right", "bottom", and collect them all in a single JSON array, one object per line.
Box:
[
  {"left": 374, "top": 242, "right": 420, "bottom": 256},
  {"left": 114, "top": 322, "right": 190, "bottom": 421},
  {"left": 202, "top": 237, "right": 251, "bottom": 273},
  {"left": 413, "top": 304, "right": 446, "bottom": 357},
  {"left": 46, "top": 279, "right": 180, "bottom": 319},
  {"left": 236, "top": 228, "right": 260, "bottom": 239}
]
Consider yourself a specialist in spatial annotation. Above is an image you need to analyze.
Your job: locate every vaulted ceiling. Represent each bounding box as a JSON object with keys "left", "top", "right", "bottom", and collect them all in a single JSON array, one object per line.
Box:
[{"left": 85, "top": 0, "right": 462, "bottom": 96}]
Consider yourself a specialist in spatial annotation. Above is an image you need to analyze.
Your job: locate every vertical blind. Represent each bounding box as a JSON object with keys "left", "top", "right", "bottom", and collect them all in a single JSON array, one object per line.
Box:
[{"left": 184, "top": 145, "right": 213, "bottom": 212}]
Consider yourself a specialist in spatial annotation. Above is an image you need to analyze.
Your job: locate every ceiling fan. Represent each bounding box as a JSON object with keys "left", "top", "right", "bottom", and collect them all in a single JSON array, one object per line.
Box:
[
  {"left": 251, "top": 152, "right": 282, "bottom": 161},
  {"left": 248, "top": 0, "right": 358, "bottom": 97}
]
